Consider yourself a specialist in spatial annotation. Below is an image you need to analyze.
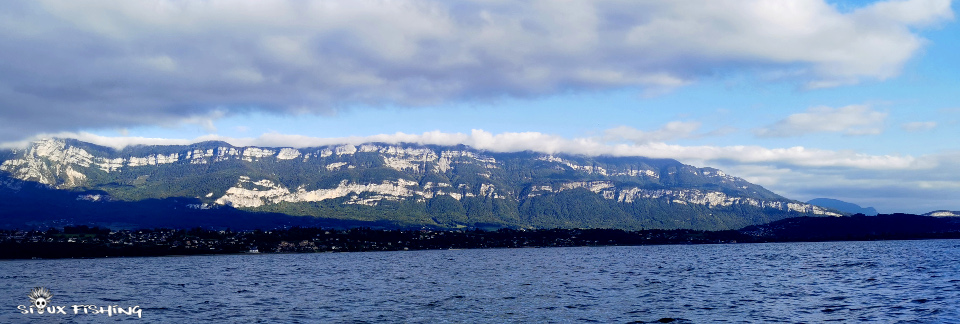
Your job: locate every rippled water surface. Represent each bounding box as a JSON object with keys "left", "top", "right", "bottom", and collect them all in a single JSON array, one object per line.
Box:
[{"left": 2, "top": 240, "right": 960, "bottom": 323}]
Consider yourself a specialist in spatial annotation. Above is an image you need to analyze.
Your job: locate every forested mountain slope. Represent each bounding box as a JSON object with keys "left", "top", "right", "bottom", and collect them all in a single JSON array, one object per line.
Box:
[{"left": 0, "top": 139, "right": 839, "bottom": 230}]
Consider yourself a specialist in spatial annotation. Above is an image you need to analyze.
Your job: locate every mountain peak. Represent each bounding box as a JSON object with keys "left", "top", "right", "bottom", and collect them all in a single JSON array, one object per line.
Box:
[{"left": 807, "top": 198, "right": 878, "bottom": 216}]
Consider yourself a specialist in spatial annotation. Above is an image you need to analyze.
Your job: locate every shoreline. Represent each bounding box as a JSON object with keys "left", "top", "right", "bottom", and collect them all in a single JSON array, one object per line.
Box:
[{"left": 4, "top": 214, "right": 960, "bottom": 259}]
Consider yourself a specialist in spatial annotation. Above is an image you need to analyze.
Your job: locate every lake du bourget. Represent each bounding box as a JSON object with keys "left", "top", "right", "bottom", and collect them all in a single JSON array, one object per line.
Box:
[{"left": 2, "top": 240, "right": 959, "bottom": 323}]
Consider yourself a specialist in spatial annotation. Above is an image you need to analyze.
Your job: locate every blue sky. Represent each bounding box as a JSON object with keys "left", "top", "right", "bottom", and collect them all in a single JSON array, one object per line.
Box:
[{"left": 0, "top": 0, "right": 958, "bottom": 213}]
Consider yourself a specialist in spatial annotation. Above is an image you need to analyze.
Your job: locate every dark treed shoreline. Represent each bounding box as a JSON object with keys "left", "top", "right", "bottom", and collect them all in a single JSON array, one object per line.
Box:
[{"left": 2, "top": 213, "right": 960, "bottom": 259}]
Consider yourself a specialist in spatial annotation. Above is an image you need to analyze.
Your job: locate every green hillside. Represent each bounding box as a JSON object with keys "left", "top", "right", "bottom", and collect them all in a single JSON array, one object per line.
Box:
[{"left": 0, "top": 139, "right": 841, "bottom": 230}]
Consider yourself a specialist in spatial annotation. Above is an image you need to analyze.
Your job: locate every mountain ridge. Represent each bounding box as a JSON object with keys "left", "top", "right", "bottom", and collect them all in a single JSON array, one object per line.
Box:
[
  {"left": 0, "top": 138, "right": 841, "bottom": 230},
  {"left": 807, "top": 198, "right": 878, "bottom": 216}
]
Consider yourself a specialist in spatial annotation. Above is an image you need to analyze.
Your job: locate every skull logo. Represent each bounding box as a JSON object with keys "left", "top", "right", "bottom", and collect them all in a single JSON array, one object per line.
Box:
[{"left": 28, "top": 287, "right": 53, "bottom": 310}]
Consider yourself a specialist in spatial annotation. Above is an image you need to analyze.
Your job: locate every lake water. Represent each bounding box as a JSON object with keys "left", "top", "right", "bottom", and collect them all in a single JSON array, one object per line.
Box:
[{"left": 1, "top": 240, "right": 959, "bottom": 323}]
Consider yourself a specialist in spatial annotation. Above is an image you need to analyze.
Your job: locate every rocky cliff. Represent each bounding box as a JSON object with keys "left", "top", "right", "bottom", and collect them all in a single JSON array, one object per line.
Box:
[{"left": 0, "top": 138, "right": 840, "bottom": 230}]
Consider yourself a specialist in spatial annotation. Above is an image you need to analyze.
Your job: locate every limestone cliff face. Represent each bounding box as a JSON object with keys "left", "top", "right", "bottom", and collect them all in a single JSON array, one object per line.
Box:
[{"left": 0, "top": 138, "right": 840, "bottom": 230}]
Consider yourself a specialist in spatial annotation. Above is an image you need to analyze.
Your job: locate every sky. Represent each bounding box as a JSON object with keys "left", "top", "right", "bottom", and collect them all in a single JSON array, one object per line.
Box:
[{"left": 0, "top": 0, "right": 958, "bottom": 213}]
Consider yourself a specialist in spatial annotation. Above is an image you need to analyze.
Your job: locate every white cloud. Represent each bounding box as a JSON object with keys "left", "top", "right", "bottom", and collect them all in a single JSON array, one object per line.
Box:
[
  {"left": 175, "top": 110, "right": 226, "bottom": 133},
  {"left": 0, "top": 0, "right": 952, "bottom": 142},
  {"left": 0, "top": 133, "right": 196, "bottom": 150},
  {"left": 604, "top": 121, "right": 702, "bottom": 144},
  {"left": 938, "top": 107, "right": 960, "bottom": 113},
  {"left": 711, "top": 162, "right": 960, "bottom": 214},
  {"left": 901, "top": 121, "right": 937, "bottom": 132},
  {"left": 856, "top": 0, "right": 955, "bottom": 26},
  {"left": 755, "top": 105, "right": 888, "bottom": 137},
  {"left": 6, "top": 128, "right": 929, "bottom": 171}
]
